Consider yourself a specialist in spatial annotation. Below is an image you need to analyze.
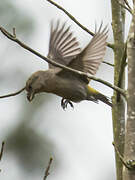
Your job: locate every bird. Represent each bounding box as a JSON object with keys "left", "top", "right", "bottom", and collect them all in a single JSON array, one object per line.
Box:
[{"left": 26, "top": 20, "right": 112, "bottom": 110}]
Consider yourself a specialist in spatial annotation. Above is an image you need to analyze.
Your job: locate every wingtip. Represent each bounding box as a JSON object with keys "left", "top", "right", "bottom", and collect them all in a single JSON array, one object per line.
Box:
[{"left": 95, "top": 21, "right": 109, "bottom": 36}]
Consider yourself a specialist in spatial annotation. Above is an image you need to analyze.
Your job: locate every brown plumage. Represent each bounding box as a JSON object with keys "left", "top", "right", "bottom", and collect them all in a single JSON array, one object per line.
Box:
[{"left": 26, "top": 20, "right": 112, "bottom": 109}]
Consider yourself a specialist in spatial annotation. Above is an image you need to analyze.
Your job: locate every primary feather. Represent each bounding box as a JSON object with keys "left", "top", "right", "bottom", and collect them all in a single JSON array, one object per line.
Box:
[
  {"left": 70, "top": 24, "right": 108, "bottom": 77},
  {"left": 47, "top": 20, "right": 81, "bottom": 68}
]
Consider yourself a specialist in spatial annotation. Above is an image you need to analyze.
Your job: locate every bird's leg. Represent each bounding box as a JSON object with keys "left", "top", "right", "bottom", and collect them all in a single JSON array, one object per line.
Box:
[
  {"left": 61, "top": 98, "right": 74, "bottom": 110},
  {"left": 61, "top": 98, "right": 66, "bottom": 110}
]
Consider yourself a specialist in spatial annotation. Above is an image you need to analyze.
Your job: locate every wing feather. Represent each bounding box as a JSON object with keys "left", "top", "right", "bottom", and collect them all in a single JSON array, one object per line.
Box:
[
  {"left": 70, "top": 24, "right": 108, "bottom": 77},
  {"left": 47, "top": 20, "right": 81, "bottom": 68}
]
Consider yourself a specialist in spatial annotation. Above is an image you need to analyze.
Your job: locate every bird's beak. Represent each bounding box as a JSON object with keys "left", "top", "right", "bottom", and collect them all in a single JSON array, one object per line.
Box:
[{"left": 27, "top": 91, "right": 35, "bottom": 102}]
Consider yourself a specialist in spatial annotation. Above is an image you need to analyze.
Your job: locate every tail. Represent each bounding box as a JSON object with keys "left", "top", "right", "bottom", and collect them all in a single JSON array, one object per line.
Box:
[
  {"left": 87, "top": 86, "right": 112, "bottom": 107},
  {"left": 94, "top": 92, "right": 112, "bottom": 107}
]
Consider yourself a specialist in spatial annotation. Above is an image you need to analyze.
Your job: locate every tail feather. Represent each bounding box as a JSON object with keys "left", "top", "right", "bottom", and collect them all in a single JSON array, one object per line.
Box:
[
  {"left": 87, "top": 86, "right": 112, "bottom": 107},
  {"left": 95, "top": 93, "right": 112, "bottom": 107}
]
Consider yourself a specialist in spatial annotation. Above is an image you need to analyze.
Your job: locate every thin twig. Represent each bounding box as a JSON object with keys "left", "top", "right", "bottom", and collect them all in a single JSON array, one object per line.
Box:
[
  {"left": 120, "top": 3, "right": 132, "bottom": 14},
  {"left": 124, "top": 0, "right": 132, "bottom": 11},
  {"left": 117, "top": 43, "right": 127, "bottom": 101},
  {"left": 102, "top": 61, "right": 114, "bottom": 67},
  {"left": 112, "top": 142, "right": 135, "bottom": 170},
  {"left": 116, "top": 0, "right": 133, "bottom": 14},
  {"left": 0, "top": 26, "right": 126, "bottom": 97},
  {"left": 13, "top": 27, "right": 16, "bottom": 38},
  {"left": 43, "top": 157, "right": 53, "bottom": 180},
  {"left": 112, "top": 142, "right": 128, "bottom": 168},
  {"left": 0, "top": 87, "right": 25, "bottom": 99},
  {"left": 46, "top": 0, "right": 114, "bottom": 49},
  {"left": 0, "top": 142, "right": 5, "bottom": 161}
]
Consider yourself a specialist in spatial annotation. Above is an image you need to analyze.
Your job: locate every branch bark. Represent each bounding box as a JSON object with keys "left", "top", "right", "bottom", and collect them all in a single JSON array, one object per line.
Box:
[
  {"left": 117, "top": 0, "right": 133, "bottom": 14},
  {"left": 111, "top": 1, "right": 126, "bottom": 180},
  {"left": 123, "top": 1, "right": 135, "bottom": 179}
]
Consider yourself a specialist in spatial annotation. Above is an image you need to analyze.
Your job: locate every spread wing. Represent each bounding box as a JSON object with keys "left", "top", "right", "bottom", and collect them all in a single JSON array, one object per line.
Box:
[
  {"left": 69, "top": 23, "right": 108, "bottom": 76},
  {"left": 47, "top": 20, "right": 81, "bottom": 69}
]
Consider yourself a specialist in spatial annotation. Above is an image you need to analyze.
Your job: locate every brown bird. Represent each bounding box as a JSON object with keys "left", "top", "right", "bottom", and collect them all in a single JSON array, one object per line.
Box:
[{"left": 26, "top": 20, "right": 112, "bottom": 109}]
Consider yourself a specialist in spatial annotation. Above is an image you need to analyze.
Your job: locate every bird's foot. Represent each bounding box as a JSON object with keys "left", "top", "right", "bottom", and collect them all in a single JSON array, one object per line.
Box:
[{"left": 61, "top": 98, "right": 74, "bottom": 110}]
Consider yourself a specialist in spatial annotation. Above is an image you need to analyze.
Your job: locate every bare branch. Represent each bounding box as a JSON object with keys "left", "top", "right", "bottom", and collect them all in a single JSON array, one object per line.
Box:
[
  {"left": 112, "top": 142, "right": 128, "bottom": 168},
  {"left": 43, "top": 157, "right": 53, "bottom": 180},
  {"left": 117, "top": 43, "right": 127, "bottom": 101},
  {"left": 46, "top": 0, "right": 114, "bottom": 49},
  {"left": 102, "top": 61, "right": 114, "bottom": 67},
  {"left": 116, "top": 0, "right": 133, "bottom": 14},
  {"left": 0, "top": 26, "right": 126, "bottom": 97},
  {"left": 0, "top": 87, "right": 25, "bottom": 99},
  {"left": 0, "top": 142, "right": 5, "bottom": 161},
  {"left": 124, "top": 0, "right": 132, "bottom": 11},
  {"left": 113, "top": 142, "right": 135, "bottom": 170},
  {"left": 111, "top": 0, "right": 126, "bottom": 178}
]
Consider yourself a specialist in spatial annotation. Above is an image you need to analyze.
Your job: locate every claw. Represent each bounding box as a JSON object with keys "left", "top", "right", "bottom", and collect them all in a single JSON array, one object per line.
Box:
[{"left": 61, "top": 98, "right": 74, "bottom": 110}]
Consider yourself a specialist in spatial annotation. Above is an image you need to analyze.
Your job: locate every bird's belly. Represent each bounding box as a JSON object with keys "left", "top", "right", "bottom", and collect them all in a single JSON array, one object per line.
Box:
[{"left": 52, "top": 80, "right": 87, "bottom": 102}]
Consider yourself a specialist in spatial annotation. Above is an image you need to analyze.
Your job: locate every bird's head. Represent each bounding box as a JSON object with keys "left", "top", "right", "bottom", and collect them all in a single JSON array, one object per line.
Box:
[{"left": 26, "top": 71, "right": 46, "bottom": 102}]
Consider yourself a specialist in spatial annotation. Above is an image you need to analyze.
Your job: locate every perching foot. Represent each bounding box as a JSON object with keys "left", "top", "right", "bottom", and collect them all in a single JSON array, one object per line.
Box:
[{"left": 61, "top": 98, "right": 74, "bottom": 110}]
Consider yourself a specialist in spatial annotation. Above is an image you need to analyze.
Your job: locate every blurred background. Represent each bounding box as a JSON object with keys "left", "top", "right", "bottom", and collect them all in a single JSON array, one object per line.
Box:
[{"left": 0, "top": 0, "right": 131, "bottom": 180}]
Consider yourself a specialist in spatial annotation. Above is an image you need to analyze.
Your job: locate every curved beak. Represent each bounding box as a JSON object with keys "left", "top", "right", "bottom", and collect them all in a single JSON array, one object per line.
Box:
[{"left": 27, "top": 91, "right": 35, "bottom": 102}]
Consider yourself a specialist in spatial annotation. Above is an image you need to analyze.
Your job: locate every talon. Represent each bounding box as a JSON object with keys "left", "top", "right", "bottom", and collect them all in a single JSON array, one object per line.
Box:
[
  {"left": 61, "top": 98, "right": 74, "bottom": 110},
  {"left": 68, "top": 101, "right": 74, "bottom": 108},
  {"left": 61, "top": 98, "right": 66, "bottom": 110}
]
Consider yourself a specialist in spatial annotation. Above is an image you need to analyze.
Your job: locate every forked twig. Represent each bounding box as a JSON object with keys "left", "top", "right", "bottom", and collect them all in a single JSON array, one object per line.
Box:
[
  {"left": 116, "top": 0, "right": 133, "bottom": 14},
  {"left": 124, "top": 0, "right": 132, "bottom": 12},
  {"left": 112, "top": 142, "right": 135, "bottom": 170}
]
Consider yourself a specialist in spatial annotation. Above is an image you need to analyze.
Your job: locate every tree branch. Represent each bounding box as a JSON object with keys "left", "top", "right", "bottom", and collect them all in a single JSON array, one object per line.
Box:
[
  {"left": 124, "top": 0, "right": 132, "bottom": 11},
  {"left": 113, "top": 142, "right": 135, "bottom": 170},
  {"left": 0, "top": 26, "right": 126, "bottom": 97},
  {"left": 123, "top": 1, "right": 135, "bottom": 179},
  {"left": 46, "top": 0, "right": 114, "bottom": 49},
  {"left": 116, "top": 0, "right": 133, "bottom": 14},
  {"left": 117, "top": 43, "right": 127, "bottom": 101},
  {"left": 111, "top": 0, "right": 126, "bottom": 179},
  {"left": 0, "top": 142, "right": 5, "bottom": 161},
  {"left": 113, "top": 142, "right": 129, "bottom": 168},
  {"left": 102, "top": 61, "right": 114, "bottom": 67},
  {"left": 43, "top": 157, "right": 53, "bottom": 180},
  {"left": 0, "top": 87, "right": 25, "bottom": 99}
]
